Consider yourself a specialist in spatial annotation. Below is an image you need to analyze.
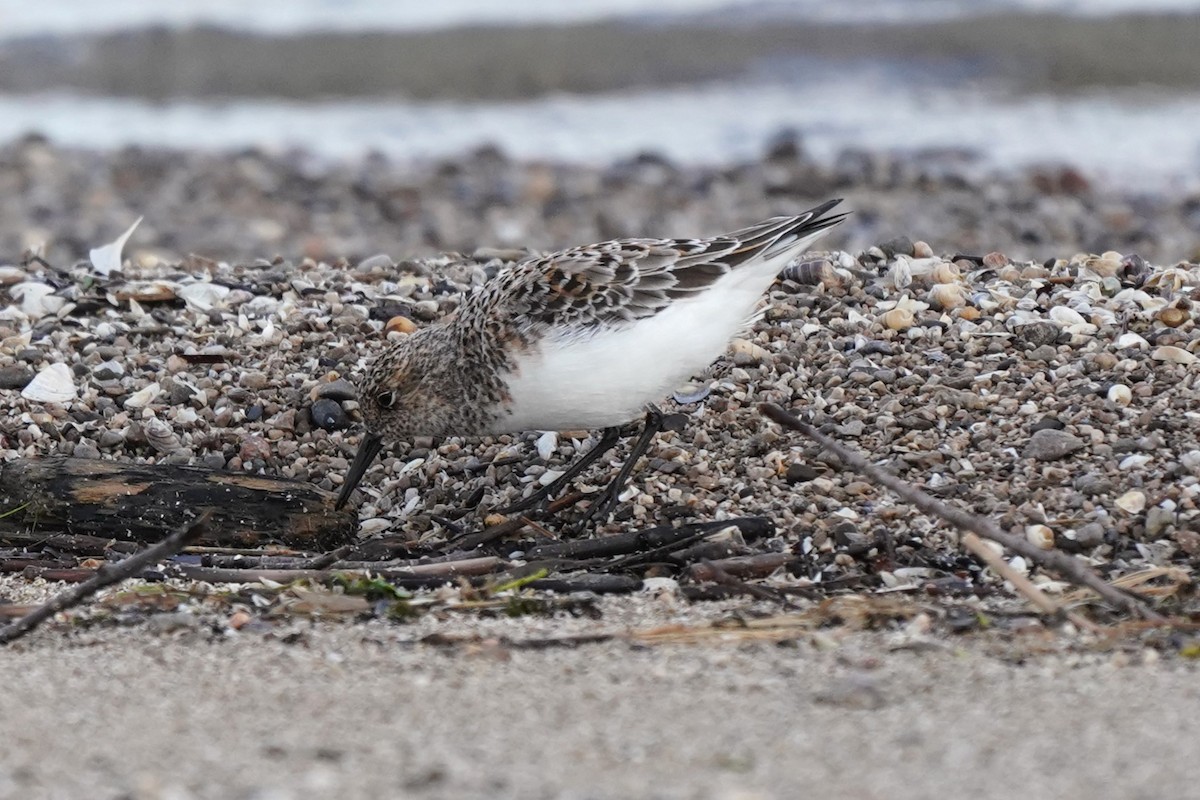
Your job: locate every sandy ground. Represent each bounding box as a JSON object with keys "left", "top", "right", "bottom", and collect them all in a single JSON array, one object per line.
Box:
[{"left": 1, "top": 589, "right": 1197, "bottom": 800}]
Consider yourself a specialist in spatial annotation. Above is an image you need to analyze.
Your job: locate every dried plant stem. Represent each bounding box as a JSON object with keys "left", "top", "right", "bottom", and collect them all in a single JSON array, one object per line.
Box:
[
  {"left": 961, "top": 532, "right": 1098, "bottom": 633},
  {"left": 0, "top": 511, "right": 213, "bottom": 646},
  {"left": 760, "top": 403, "right": 1166, "bottom": 624}
]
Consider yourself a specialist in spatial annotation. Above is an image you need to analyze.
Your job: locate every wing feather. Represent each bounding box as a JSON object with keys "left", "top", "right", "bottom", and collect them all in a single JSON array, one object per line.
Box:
[{"left": 463, "top": 200, "right": 845, "bottom": 337}]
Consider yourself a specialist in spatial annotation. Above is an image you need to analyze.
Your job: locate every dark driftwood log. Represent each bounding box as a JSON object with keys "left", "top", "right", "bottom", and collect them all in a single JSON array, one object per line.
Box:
[{"left": 0, "top": 457, "right": 356, "bottom": 550}]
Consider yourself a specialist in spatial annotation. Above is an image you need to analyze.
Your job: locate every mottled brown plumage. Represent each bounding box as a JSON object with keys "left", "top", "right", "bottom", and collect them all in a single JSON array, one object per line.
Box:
[{"left": 337, "top": 201, "right": 846, "bottom": 510}]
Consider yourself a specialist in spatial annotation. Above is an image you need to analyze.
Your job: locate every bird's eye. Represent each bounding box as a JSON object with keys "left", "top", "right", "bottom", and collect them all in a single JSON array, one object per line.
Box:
[{"left": 376, "top": 390, "right": 399, "bottom": 410}]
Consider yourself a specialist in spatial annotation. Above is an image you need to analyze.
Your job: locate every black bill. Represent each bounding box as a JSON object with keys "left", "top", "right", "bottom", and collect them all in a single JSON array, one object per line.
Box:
[{"left": 335, "top": 432, "right": 384, "bottom": 510}]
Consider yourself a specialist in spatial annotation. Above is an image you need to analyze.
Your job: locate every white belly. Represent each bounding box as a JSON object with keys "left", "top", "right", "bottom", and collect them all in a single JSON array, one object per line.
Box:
[{"left": 492, "top": 261, "right": 783, "bottom": 433}]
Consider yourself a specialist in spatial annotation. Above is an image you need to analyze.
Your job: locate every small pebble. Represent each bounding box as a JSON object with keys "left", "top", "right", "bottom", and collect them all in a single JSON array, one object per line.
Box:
[
  {"left": 1024, "top": 429, "right": 1085, "bottom": 461},
  {"left": 310, "top": 399, "right": 349, "bottom": 430}
]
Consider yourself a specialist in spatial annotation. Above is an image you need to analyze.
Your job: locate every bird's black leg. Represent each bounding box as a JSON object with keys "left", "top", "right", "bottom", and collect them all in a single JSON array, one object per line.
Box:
[
  {"left": 577, "top": 405, "right": 664, "bottom": 527},
  {"left": 496, "top": 425, "right": 623, "bottom": 515}
]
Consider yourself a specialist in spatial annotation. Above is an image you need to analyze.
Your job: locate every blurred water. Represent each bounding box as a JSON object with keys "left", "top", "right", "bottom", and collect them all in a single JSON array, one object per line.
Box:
[
  {"left": 1, "top": 0, "right": 1199, "bottom": 36},
  {"left": 2, "top": 81, "right": 1197, "bottom": 188},
  {"left": 2, "top": 0, "right": 1198, "bottom": 183}
]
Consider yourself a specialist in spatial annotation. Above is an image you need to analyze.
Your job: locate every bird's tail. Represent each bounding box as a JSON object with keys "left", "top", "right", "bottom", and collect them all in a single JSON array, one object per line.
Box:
[{"left": 720, "top": 199, "right": 848, "bottom": 268}]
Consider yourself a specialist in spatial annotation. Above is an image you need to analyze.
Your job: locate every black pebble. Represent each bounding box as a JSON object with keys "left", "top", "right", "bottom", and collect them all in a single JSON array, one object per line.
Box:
[
  {"left": 310, "top": 398, "right": 348, "bottom": 430},
  {"left": 785, "top": 463, "right": 819, "bottom": 484}
]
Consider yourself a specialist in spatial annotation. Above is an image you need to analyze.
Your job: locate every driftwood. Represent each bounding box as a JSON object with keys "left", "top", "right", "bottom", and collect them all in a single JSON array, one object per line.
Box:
[
  {"left": 0, "top": 512, "right": 213, "bottom": 645},
  {"left": 168, "top": 555, "right": 507, "bottom": 585},
  {"left": 525, "top": 517, "right": 772, "bottom": 560},
  {"left": 0, "top": 457, "right": 356, "bottom": 550},
  {"left": 0, "top": 531, "right": 140, "bottom": 557}
]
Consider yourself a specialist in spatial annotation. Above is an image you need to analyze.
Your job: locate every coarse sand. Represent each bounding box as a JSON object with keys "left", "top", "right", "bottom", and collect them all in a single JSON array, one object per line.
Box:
[{"left": 1, "top": 585, "right": 1196, "bottom": 800}]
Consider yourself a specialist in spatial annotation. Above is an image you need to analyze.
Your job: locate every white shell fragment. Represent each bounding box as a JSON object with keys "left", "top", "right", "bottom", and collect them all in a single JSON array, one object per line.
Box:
[
  {"left": 535, "top": 430, "right": 558, "bottom": 461},
  {"left": 21, "top": 363, "right": 77, "bottom": 403},
  {"left": 1025, "top": 524, "right": 1054, "bottom": 550},
  {"left": 1049, "top": 306, "right": 1086, "bottom": 326},
  {"left": 10, "top": 282, "right": 66, "bottom": 319},
  {"left": 144, "top": 416, "right": 182, "bottom": 454},
  {"left": 1115, "top": 490, "right": 1147, "bottom": 515},
  {"left": 177, "top": 282, "right": 232, "bottom": 311},
  {"left": 89, "top": 216, "right": 144, "bottom": 276},
  {"left": 1115, "top": 332, "right": 1149, "bottom": 349},
  {"left": 1151, "top": 345, "right": 1197, "bottom": 365},
  {"left": 124, "top": 382, "right": 163, "bottom": 409},
  {"left": 1106, "top": 384, "right": 1132, "bottom": 406}
]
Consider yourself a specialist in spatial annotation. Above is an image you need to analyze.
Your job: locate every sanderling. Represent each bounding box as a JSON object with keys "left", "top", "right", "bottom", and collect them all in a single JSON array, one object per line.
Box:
[{"left": 335, "top": 199, "right": 847, "bottom": 517}]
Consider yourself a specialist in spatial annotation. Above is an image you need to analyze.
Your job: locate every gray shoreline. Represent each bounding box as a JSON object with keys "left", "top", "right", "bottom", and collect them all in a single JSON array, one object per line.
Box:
[
  {"left": 2, "top": 138, "right": 1198, "bottom": 266},
  {"left": 1, "top": 12, "right": 1199, "bottom": 101}
]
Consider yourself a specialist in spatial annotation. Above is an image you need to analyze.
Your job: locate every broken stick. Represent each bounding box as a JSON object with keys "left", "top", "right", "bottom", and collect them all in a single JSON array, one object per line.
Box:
[{"left": 0, "top": 511, "right": 214, "bottom": 645}]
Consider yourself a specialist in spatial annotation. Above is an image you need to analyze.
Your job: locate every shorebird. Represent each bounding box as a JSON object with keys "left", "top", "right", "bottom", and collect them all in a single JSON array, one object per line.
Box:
[{"left": 335, "top": 200, "right": 847, "bottom": 522}]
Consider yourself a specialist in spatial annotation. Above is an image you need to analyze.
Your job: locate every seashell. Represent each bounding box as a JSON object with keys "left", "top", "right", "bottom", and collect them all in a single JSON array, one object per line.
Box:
[
  {"left": 1156, "top": 307, "right": 1188, "bottom": 328},
  {"left": 1119, "top": 454, "right": 1152, "bottom": 470},
  {"left": 982, "top": 251, "right": 1009, "bottom": 269},
  {"left": 892, "top": 296, "right": 929, "bottom": 313},
  {"left": 1021, "top": 265, "right": 1050, "bottom": 280},
  {"left": 927, "top": 282, "right": 967, "bottom": 310},
  {"left": 10, "top": 282, "right": 66, "bottom": 319},
  {"left": 1115, "top": 332, "right": 1149, "bottom": 349},
  {"left": 881, "top": 308, "right": 914, "bottom": 331},
  {"left": 902, "top": 256, "right": 941, "bottom": 278},
  {"left": 930, "top": 261, "right": 961, "bottom": 285},
  {"left": 20, "top": 363, "right": 77, "bottom": 403},
  {"left": 0, "top": 265, "right": 27, "bottom": 285},
  {"left": 538, "top": 469, "right": 565, "bottom": 487},
  {"left": 730, "top": 338, "right": 769, "bottom": 365},
  {"left": 1142, "top": 268, "right": 1194, "bottom": 293},
  {"left": 887, "top": 259, "right": 912, "bottom": 291},
  {"left": 114, "top": 281, "right": 178, "bottom": 304},
  {"left": 956, "top": 307, "right": 981, "bottom": 321},
  {"left": 1151, "top": 345, "right": 1197, "bottom": 365},
  {"left": 2, "top": 332, "right": 33, "bottom": 353},
  {"left": 997, "top": 265, "right": 1022, "bottom": 283},
  {"left": 177, "top": 282, "right": 231, "bottom": 311},
  {"left": 89, "top": 216, "right": 142, "bottom": 276},
  {"left": 912, "top": 240, "right": 934, "bottom": 259},
  {"left": 799, "top": 322, "right": 822, "bottom": 337},
  {"left": 1083, "top": 253, "right": 1122, "bottom": 278},
  {"left": 385, "top": 316, "right": 417, "bottom": 336},
  {"left": 1049, "top": 306, "right": 1086, "bottom": 326},
  {"left": 144, "top": 416, "right": 182, "bottom": 454},
  {"left": 1114, "top": 490, "right": 1146, "bottom": 514},
  {"left": 781, "top": 258, "right": 835, "bottom": 286},
  {"left": 1025, "top": 525, "right": 1054, "bottom": 550},
  {"left": 673, "top": 383, "right": 712, "bottom": 404},
  {"left": 535, "top": 431, "right": 558, "bottom": 461},
  {"left": 124, "top": 382, "right": 163, "bottom": 409},
  {"left": 1106, "top": 384, "right": 1132, "bottom": 406},
  {"left": 358, "top": 518, "right": 391, "bottom": 534}
]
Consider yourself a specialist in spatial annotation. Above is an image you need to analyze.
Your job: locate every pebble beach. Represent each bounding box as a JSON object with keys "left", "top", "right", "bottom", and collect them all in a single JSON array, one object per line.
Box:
[
  {"left": 3, "top": 3, "right": 1200, "bottom": 792},
  {"left": 2, "top": 137, "right": 1199, "bottom": 582}
]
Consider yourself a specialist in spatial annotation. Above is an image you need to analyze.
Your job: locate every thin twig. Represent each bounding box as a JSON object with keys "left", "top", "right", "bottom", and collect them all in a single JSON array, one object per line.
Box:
[
  {"left": 301, "top": 542, "right": 359, "bottom": 571},
  {"left": 760, "top": 403, "right": 1166, "bottom": 624},
  {"left": 171, "top": 555, "right": 507, "bottom": 585},
  {"left": 0, "top": 511, "right": 214, "bottom": 646},
  {"left": 961, "top": 532, "right": 1099, "bottom": 633}
]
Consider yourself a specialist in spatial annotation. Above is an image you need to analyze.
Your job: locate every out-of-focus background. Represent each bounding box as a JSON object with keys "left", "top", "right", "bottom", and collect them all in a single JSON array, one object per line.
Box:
[{"left": 1, "top": 0, "right": 1199, "bottom": 261}]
